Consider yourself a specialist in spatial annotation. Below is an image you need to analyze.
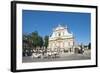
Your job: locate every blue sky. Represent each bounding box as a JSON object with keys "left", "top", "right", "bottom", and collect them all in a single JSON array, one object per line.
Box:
[{"left": 22, "top": 10, "right": 91, "bottom": 45}]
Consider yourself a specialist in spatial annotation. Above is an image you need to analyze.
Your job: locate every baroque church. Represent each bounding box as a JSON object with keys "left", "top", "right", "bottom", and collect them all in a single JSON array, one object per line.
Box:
[{"left": 48, "top": 24, "right": 74, "bottom": 52}]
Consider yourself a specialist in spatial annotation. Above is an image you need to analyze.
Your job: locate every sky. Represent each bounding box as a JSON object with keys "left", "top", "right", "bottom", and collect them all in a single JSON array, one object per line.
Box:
[{"left": 22, "top": 10, "right": 91, "bottom": 45}]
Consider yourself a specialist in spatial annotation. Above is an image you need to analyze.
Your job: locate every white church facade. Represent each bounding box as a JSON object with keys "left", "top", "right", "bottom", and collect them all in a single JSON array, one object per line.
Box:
[{"left": 48, "top": 24, "right": 74, "bottom": 53}]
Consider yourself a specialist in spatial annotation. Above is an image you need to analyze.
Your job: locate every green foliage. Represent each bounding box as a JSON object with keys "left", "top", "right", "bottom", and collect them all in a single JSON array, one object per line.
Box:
[
  {"left": 23, "top": 31, "right": 49, "bottom": 56},
  {"left": 31, "top": 31, "right": 39, "bottom": 48},
  {"left": 88, "top": 42, "right": 91, "bottom": 49},
  {"left": 23, "top": 34, "right": 33, "bottom": 56},
  {"left": 23, "top": 31, "right": 44, "bottom": 49},
  {"left": 38, "top": 36, "right": 43, "bottom": 48},
  {"left": 44, "top": 36, "right": 49, "bottom": 48}
]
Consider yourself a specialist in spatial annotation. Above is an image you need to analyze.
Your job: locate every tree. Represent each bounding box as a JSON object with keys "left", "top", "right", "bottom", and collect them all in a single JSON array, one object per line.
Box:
[
  {"left": 23, "top": 34, "right": 33, "bottom": 56},
  {"left": 88, "top": 42, "right": 91, "bottom": 49},
  {"left": 44, "top": 36, "right": 49, "bottom": 49},
  {"left": 31, "top": 31, "right": 39, "bottom": 49},
  {"left": 23, "top": 31, "right": 49, "bottom": 55},
  {"left": 38, "top": 36, "right": 43, "bottom": 48}
]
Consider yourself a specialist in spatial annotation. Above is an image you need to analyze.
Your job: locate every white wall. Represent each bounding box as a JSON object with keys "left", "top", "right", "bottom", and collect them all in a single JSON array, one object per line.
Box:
[{"left": 0, "top": 0, "right": 99, "bottom": 73}]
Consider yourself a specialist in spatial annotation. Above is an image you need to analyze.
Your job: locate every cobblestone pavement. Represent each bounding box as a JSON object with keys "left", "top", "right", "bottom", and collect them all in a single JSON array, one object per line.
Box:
[{"left": 22, "top": 50, "right": 91, "bottom": 63}]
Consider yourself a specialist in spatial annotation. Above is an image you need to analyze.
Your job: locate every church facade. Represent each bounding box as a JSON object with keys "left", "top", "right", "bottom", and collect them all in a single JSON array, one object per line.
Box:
[{"left": 48, "top": 24, "right": 74, "bottom": 53}]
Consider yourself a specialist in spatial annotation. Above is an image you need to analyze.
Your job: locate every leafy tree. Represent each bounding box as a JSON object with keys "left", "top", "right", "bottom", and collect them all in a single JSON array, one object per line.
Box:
[
  {"left": 44, "top": 36, "right": 49, "bottom": 49},
  {"left": 23, "top": 31, "right": 49, "bottom": 55},
  {"left": 88, "top": 42, "right": 91, "bottom": 49},
  {"left": 31, "top": 31, "right": 39, "bottom": 49},
  {"left": 38, "top": 36, "right": 43, "bottom": 48},
  {"left": 23, "top": 34, "right": 33, "bottom": 56}
]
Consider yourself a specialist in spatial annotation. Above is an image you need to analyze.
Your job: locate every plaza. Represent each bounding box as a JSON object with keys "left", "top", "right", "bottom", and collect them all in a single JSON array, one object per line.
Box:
[{"left": 23, "top": 49, "right": 91, "bottom": 63}]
